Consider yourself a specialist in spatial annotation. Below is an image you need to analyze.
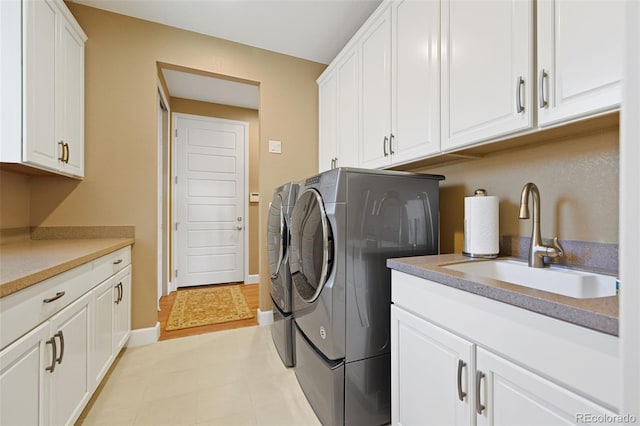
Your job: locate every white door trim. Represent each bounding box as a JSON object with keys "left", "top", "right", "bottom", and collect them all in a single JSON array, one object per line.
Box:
[
  {"left": 157, "top": 80, "right": 171, "bottom": 308},
  {"left": 171, "top": 112, "right": 250, "bottom": 287},
  {"left": 621, "top": 0, "right": 640, "bottom": 417}
]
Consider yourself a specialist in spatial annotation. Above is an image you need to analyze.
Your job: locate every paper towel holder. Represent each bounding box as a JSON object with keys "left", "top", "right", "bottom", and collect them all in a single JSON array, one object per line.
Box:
[{"left": 463, "top": 188, "right": 499, "bottom": 259}]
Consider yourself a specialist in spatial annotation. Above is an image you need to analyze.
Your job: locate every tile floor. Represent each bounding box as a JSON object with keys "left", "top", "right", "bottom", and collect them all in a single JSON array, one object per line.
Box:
[{"left": 79, "top": 326, "right": 321, "bottom": 426}]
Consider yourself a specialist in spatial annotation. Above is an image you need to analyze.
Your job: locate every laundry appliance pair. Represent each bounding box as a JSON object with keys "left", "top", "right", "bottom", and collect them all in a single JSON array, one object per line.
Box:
[
  {"left": 289, "top": 167, "right": 444, "bottom": 426},
  {"left": 267, "top": 181, "right": 299, "bottom": 367}
]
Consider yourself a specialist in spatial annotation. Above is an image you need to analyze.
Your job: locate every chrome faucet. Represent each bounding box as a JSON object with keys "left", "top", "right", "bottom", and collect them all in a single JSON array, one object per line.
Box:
[{"left": 518, "top": 183, "right": 564, "bottom": 268}]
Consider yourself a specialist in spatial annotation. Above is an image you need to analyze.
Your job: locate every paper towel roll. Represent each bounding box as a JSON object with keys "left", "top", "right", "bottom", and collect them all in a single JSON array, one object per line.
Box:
[{"left": 464, "top": 190, "right": 499, "bottom": 257}]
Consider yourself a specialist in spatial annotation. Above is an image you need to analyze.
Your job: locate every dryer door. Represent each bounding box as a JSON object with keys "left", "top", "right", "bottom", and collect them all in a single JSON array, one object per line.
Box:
[
  {"left": 267, "top": 193, "right": 286, "bottom": 279},
  {"left": 290, "top": 188, "right": 334, "bottom": 303}
]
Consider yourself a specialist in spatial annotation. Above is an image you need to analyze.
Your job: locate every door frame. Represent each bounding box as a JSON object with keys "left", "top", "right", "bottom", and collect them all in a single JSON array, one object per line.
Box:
[
  {"left": 157, "top": 80, "right": 171, "bottom": 307},
  {"left": 170, "top": 112, "right": 250, "bottom": 291}
]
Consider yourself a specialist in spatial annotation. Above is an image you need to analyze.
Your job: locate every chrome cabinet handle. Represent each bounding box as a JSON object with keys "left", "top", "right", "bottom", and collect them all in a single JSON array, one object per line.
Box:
[
  {"left": 64, "top": 143, "right": 70, "bottom": 163},
  {"left": 46, "top": 337, "right": 57, "bottom": 372},
  {"left": 334, "top": 157, "right": 338, "bottom": 168},
  {"left": 113, "top": 259, "right": 123, "bottom": 265},
  {"left": 516, "top": 77, "right": 525, "bottom": 114},
  {"left": 389, "top": 133, "right": 395, "bottom": 155},
  {"left": 236, "top": 225, "right": 243, "bottom": 231},
  {"left": 54, "top": 331, "right": 64, "bottom": 365},
  {"left": 476, "top": 370, "right": 486, "bottom": 414},
  {"left": 383, "top": 136, "right": 389, "bottom": 157},
  {"left": 539, "top": 69, "right": 548, "bottom": 108},
  {"left": 330, "top": 158, "right": 334, "bottom": 169},
  {"left": 43, "top": 291, "right": 65, "bottom": 304},
  {"left": 457, "top": 359, "right": 467, "bottom": 401}
]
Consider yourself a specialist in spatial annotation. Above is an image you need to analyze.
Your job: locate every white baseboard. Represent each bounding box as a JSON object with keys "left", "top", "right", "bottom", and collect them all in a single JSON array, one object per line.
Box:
[
  {"left": 257, "top": 309, "right": 273, "bottom": 326},
  {"left": 245, "top": 274, "right": 259, "bottom": 284},
  {"left": 127, "top": 322, "right": 160, "bottom": 347}
]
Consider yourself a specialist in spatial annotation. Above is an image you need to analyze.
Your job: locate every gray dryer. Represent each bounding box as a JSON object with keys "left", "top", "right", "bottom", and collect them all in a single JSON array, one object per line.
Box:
[
  {"left": 267, "top": 181, "right": 299, "bottom": 367},
  {"left": 290, "top": 168, "right": 444, "bottom": 425}
]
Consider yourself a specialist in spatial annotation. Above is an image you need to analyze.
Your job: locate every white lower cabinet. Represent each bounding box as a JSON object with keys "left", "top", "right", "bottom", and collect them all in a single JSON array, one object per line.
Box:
[
  {"left": 391, "top": 306, "right": 474, "bottom": 426},
  {"left": 476, "top": 348, "right": 616, "bottom": 426},
  {"left": 49, "top": 292, "right": 92, "bottom": 426},
  {"left": 391, "top": 270, "right": 619, "bottom": 425},
  {"left": 92, "top": 277, "right": 115, "bottom": 387},
  {"left": 0, "top": 293, "right": 92, "bottom": 426},
  {"left": 0, "top": 322, "right": 50, "bottom": 426},
  {"left": 0, "top": 246, "right": 132, "bottom": 425},
  {"left": 113, "top": 266, "right": 131, "bottom": 353}
]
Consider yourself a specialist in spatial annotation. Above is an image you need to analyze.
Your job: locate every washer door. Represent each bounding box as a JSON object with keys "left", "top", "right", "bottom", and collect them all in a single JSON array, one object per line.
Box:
[
  {"left": 290, "top": 188, "right": 333, "bottom": 303},
  {"left": 267, "top": 193, "right": 286, "bottom": 279}
]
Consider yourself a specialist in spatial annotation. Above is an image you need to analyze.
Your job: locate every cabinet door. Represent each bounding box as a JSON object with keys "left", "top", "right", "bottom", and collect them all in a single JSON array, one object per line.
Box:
[
  {"left": 318, "top": 71, "right": 338, "bottom": 173},
  {"left": 22, "top": 0, "right": 59, "bottom": 171},
  {"left": 92, "top": 277, "right": 115, "bottom": 389},
  {"left": 360, "top": 7, "right": 392, "bottom": 169},
  {"left": 391, "top": 306, "right": 475, "bottom": 426},
  {"left": 113, "top": 266, "right": 132, "bottom": 352},
  {"left": 476, "top": 347, "right": 616, "bottom": 426},
  {"left": 336, "top": 49, "right": 359, "bottom": 169},
  {"left": 537, "top": 0, "right": 624, "bottom": 127},
  {"left": 49, "top": 292, "right": 91, "bottom": 426},
  {"left": 391, "top": 0, "right": 441, "bottom": 164},
  {"left": 57, "top": 15, "right": 85, "bottom": 177},
  {"left": 441, "top": 0, "right": 532, "bottom": 150},
  {"left": 0, "top": 322, "right": 50, "bottom": 426}
]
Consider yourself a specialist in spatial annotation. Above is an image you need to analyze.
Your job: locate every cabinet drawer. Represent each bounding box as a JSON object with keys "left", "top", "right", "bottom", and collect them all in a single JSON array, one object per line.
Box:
[
  {"left": 0, "top": 262, "right": 93, "bottom": 350},
  {"left": 92, "top": 246, "right": 131, "bottom": 285}
]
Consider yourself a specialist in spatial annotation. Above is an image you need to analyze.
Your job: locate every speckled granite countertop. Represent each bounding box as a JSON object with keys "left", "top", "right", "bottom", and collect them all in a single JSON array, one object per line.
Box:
[
  {"left": 387, "top": 254, "right": 618, "bottom": 336},
  {"left": 0, "top": 238, "right": 134, "bottom": 298}
]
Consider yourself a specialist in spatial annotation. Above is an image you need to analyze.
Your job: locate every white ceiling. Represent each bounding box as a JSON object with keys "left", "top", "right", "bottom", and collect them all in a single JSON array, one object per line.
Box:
[
  {"left": 162, "top": 69, "right": 260, "bottom": 109},
  {"left": 70, "top": 0, "right": 382, "bottom": 65},
  {"left": 72, "top": 0, "right": 381, "bottom": 108}
]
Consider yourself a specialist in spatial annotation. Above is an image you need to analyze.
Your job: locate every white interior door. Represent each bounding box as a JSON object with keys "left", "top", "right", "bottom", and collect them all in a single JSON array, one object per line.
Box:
[{"left": 175, "top": 114, "right": 247, "bottom": 287}]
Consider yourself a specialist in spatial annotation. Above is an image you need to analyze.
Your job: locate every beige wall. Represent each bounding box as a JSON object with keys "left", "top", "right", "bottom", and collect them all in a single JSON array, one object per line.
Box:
[
  {"left": 24, "top": 4, "right": 325, "bottom": 329},
  {"left": 411, "top": 127, "right": 619, "bottom": 253},
  {"left": 170, "top": 97, "right": 260, "bottom": 275},
  {"left": 0, "top": 170, "right": 31, "bottom": 229}
]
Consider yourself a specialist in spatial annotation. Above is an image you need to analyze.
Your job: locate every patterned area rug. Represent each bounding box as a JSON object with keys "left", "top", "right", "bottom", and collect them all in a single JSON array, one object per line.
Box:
[{"left": 165, "top": 285, "right": 254, "bottom": 331}]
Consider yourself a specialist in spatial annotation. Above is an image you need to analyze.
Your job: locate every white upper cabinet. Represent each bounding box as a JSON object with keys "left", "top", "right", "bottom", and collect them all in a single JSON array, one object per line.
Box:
[
  {"left": 23, "top": 0, "right": 58, "bottom": 171},
  {"left": 360, "top": 6, "right": 392, "bottom": 169},
  {"left": 1, "top": 0, "right": 86, "bottom": 178},
  {"left": 441, "top": 0, "right": 533, "bottom": 151},
  {"left": 318, "top": 71, "right": 338, "bottom": 172},
  {"left": 318, "top": 48, "right": 360, "bottom": 173},
  {"left": 536, "top": 0, "right": 624, "bottom": 127},
  {"left": 391, "top": 0, "right": 441, "bottom": 164},
  {"left": 360, "top": 0, "right": 440, "bottom": 168}
]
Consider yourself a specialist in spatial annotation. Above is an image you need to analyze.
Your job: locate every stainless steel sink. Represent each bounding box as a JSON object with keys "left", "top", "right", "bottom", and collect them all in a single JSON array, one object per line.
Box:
[{"left": 443, "top": 259, "right": 616, "bottom": 299}]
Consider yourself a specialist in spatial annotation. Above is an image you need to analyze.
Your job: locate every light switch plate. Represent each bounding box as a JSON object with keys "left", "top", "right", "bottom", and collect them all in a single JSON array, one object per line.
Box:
[
  {"left": 249, "top": 193, "right": 260, "bottom": 202},
  {"left": 268, "top": 140, "right": 282, "bottom": 154}
]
